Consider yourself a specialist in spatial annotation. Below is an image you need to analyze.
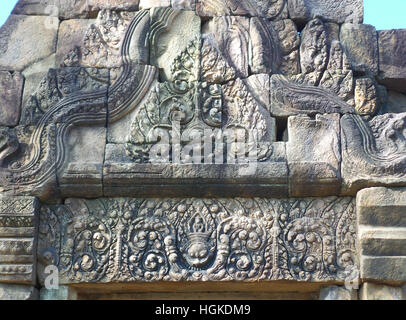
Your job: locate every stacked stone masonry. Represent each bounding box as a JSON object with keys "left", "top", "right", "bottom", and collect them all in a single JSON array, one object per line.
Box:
[{"left": 0, "top": 0, "right": 405, "bottom": 300}]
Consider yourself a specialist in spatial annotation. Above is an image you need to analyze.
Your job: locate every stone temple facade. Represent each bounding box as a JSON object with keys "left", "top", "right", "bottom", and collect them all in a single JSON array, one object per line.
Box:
[{"left": 0, "top": 0, "right": 405, "bottom": 300}]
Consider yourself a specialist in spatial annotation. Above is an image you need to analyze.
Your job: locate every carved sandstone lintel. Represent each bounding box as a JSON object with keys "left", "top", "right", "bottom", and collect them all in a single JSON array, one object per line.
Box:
[{"left": 38, "top": 196, "right": 357, "bottom": 284}]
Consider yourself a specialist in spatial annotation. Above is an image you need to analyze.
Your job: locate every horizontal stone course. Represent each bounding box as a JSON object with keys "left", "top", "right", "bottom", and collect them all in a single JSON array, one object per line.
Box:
[{"left": 357, "top": 187, "right": 406, "bottom": 283}]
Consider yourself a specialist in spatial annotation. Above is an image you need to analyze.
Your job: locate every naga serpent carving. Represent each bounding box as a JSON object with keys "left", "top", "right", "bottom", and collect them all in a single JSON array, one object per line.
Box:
[
  {"left": 342, "top": 113, "right": 406, "bottom": 170},
  {"left": 0, "top": 11, "right": 156, "bottom": 198}
]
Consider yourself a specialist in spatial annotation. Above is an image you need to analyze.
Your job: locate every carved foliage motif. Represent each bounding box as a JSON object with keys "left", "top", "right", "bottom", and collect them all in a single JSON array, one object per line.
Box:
[
  {"left": 126, "top": 80, "right": 222, "bottom": 163},
  {"left": 38, "top": 197, "right": 357, "bottom": 283}
]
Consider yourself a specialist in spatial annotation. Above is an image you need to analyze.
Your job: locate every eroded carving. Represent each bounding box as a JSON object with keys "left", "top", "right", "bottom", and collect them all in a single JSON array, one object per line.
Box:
[
  {"left": 354, "top": 78, "right": 379, "bottom": 116},
  {"left": 82, "top": 9, "right": 135, "bottom": 68},
  {"left": 197, "top": 0, "right": 287, "bottom": 20},
  {"left": 299, "top": 18, "right": 328, "bottom": 85},
  {"left": 341, "top": 113, "right": 406, "bottom": 194}
]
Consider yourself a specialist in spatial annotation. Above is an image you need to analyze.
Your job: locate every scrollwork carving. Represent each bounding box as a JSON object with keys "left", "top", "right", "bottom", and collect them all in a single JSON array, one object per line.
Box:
[{"left": 38, "top": 197, "right": 357, "bottom": 284}]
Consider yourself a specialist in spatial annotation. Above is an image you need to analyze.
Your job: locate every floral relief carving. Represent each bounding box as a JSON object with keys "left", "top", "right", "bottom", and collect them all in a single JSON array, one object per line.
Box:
[{"left": 38, "top": 197, "right": 357, "bottom": 284}]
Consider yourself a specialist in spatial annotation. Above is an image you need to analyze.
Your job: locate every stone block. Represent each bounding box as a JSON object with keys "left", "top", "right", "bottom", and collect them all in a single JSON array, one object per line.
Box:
[
  {"left": 56, "top": 19, "right": 94, "bottom": 68},
  {"left": 0, "top": 15, "right": 58, "bottom": 71},
  {"left": 0, "top": 71, "right": 24, "bottom": 127},
  {"left": 88, "top": 0, "right": 140, "bottom": 12},
  {"left": 287, "top": 114, "right": 341, "bottom": 197},
  {"left": 21, "top": 67, "right": 110, "bottom": 126},
  {"left": 357, "top": 187, "right": 406, "bottom": 283},
  {"left": 378, "top": 29, "right": 406, "bottom": 93},
  {"left": 203, "top": 16, "right": 249, "bottom": 79},
  {"left": 222, "top": 77, "right": 276, "bottom": 142},
  {"left": 273, "top": 19, "right": 300, "bottom": 76},
  {"left": 270, "top": 74, "right": 354, "bottom": 117},
  {"left": 319, "top": 286, "right": 357, "bottom": 300},
  {"left": 127, "top": 9, "right": 151, "bottom": 65},
  {"left": 103, "top": 143, "right": 289, "bottom": 198},
  {"left": 243, "top": 74, "right": 271, "bottom": 112},
  {"left": 249, "top": 18, "right": 299, "bottom": 76},
  {"left": 359, "top": 227, "right": 406, "bottom": 257},
  {"left": 13, "top": 0, "right": 139, "bottom": 19},
  {"left": 81, "top": 10, "right": 137, "bottom": 68},
  {"left": 249, "top": 17, "right": 278, "bottom": 75},
  {"left": 13, "top": 0, "right": 89, "bottom": 19},
  {"left": 140, "top": 0, "right": 171, "bottom": 9},
  {"left": 58, "top": 126, "right": 106, "bottom": 198},
  {"left": 360, "top": 283, "right": 404, "bottom": 300},
  {"left": 0, "top": 125, "right": 59, "bottom": 201},
  {"left": 0, "top": 196, "right": 39, "bottom": 285},
  {"left": 0, "top": 284, "right": 38, "bottom": 300},
  {"left": 196, "top": 0, "right": 288, "bottom": 20},
  {"left": 354, "top": 78, "right": 379, "bottom": 116},
  {"left": 341, "top": 114, "right": 406, "bottom": 195},
  {"left": 382, "top": 91, "right": 406, "bottom": 114},
  {"left": 340, "top": 24, "right": 378, "bottom": 75},
  {"left": 287, "top": 0, "right": 363, "bottom": 24},
  {"left": 108, "top": 74, "right": 158, "bottom": 144},
  {"left": 357, "top": 188, "right": 406, "bottom": 227},
  {"left": 361, "top": 257, "right": 406, "bottom": 282},
  {"left": 299, "top": 18, "right": 328, "bottom": 82}
]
